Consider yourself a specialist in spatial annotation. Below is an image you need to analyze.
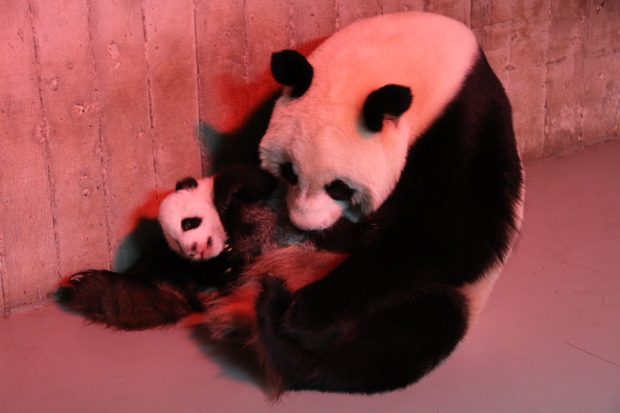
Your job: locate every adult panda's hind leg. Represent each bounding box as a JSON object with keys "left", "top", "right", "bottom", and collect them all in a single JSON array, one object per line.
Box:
[{"left": 56, "top": 269, "right": 199, "bottom": 330}]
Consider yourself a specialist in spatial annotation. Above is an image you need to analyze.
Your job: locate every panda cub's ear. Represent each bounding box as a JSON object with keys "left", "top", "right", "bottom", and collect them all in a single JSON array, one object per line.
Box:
[
  {"left": 175, "top": 177, "right": 198, "bottom": 191},
  {"left": 362, "top": 84, "right": 413, "bottom": 133},
  {"left": 271, "top": 50, "right": 314, "bottom": 98}
]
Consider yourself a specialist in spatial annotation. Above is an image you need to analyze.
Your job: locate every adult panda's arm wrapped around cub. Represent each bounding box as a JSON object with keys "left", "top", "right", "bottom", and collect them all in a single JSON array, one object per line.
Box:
[{"left": 252, "top": 12, "right": 524, "bottom": 394}]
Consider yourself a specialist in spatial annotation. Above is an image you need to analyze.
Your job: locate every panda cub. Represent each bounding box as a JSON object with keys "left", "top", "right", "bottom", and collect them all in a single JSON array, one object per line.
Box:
[{"left": 157, "top": 168, "right": 345, "bottom": 339}]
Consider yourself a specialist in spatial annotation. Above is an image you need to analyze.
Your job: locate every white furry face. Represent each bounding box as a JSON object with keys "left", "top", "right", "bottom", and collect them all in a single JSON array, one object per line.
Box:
[
  {"left": 260, "top": 12, "right": 478, "bottom": 231},
  {"left": 158, "top": 178, "right": 227, "bottom": 261}
]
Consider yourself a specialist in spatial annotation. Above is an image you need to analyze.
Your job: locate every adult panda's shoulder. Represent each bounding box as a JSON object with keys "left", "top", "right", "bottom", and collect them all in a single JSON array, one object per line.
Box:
[{"left": 369, "top": 23, "right": 523, "bottom": 288}]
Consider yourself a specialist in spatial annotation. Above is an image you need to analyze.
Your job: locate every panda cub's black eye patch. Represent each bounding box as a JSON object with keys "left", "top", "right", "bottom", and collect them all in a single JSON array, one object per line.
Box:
[
  {"left": 325, "top": 180, "right": 355, "bottom": 201},
  {"left": 280, "top": 162, "right": 298, "bottom": 186},
  {"left": 182, "top": 217, "right": 202, "bottom": 232}
]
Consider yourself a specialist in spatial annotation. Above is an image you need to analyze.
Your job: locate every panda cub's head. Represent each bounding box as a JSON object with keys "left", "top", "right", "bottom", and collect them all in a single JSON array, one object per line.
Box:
[{"left": 158, "top": 177, "right": 227, "bottom": 261}]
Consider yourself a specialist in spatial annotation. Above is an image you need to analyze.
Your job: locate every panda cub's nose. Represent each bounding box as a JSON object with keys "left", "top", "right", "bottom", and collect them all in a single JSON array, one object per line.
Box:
[
  {"left": 187, "top": 237, "right": 214, "bottom": 259},
  {"left": 187, "top": 242, "right": 198, "bottom": 258},
  {"left": 198, "top": 237, "right": 214, "bottom": 258}
]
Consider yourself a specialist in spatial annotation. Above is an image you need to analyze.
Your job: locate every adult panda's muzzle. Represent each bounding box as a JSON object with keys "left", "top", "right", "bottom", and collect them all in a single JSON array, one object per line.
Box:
[{"left": 287, "top": 187, "right": 343, "bottom": 231}]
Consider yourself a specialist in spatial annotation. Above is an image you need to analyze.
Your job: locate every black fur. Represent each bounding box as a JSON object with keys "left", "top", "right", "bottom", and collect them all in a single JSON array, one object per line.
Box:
[
  {"left": 182, "top": 217, "right": 203, "bottom": 232},
  {"left": 175, "top": 177, "right": 198, "bottom": 191},
  {"left": 256, "top": 282, "right": 468, "bottom": 393},
  {"left": 213, "top": 164, "right": 278, "bottom": 216},
  {"left": 362, "top": 84, "right": 413, "bottom": 132},
  {"left": 325, "top": 180, "right": 355, "bottom": 201},
  {"left": 271, "top": 50, "right": 314, "bottom": 98}
]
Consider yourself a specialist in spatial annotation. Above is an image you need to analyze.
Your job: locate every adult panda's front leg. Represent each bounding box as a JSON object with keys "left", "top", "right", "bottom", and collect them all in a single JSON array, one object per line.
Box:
[
  {"left": 259, "top": 246, "right": 436, "bottom": 348},
  {"left": 254, "top": 271, "right": 469, "bottom": 395},
  {"left": 198, "top": 247, "right": 347, "bottom": 341}
]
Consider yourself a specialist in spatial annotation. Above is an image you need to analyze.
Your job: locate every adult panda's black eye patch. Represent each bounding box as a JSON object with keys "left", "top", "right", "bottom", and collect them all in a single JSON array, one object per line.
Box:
[
  {"left": 182, "top": 217, "right": 202, "bottom": 232},
  {"left": 280, "top": 162, "right": 299, "bottom": 186},
  {"left": 325, "top": 179, "right": 356, "bottom": 201}
]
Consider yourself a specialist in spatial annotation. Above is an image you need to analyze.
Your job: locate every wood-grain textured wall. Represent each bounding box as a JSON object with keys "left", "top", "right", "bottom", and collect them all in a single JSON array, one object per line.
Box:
[{"left": 1, "top": 0, "right": 618, "bottom": 314}]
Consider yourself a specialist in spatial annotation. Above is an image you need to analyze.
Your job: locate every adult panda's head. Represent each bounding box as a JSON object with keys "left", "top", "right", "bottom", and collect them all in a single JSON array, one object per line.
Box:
[
  {"left": 158, "top": 177, "right": 228, "bottom": 260},
  {"left": 259, "top": 12, "right": 479, "bottom": 231}
]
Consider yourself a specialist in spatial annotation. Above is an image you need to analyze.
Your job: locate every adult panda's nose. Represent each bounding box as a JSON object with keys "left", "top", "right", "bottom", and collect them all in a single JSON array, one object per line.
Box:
[{"left": 288, "top": 189, "right": 343, "bottom": 231}]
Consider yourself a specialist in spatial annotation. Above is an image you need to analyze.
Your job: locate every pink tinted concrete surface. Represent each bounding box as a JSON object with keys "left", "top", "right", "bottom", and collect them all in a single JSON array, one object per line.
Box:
[{"left": 1, "top": 140, "right": 619, "bottom": 413}]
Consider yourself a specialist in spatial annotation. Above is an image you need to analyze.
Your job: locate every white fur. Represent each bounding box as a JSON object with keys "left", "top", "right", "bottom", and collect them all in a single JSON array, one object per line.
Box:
[
  {"left": 260, "top": 12, "right": 479, "bottom": 230},
  {"left": 158, "top": 178, "right": 228, "bottom": 261}
]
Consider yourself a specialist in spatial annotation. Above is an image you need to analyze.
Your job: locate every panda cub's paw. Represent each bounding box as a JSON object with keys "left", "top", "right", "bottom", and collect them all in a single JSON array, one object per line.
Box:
[
  {"left": 55, "top": 270, "right": 115, "bottom": 321},
  {"left": 55, "top": 272, "right": 87, "bottom": 301},
  {"left": 56, "top": 269, "right": 196, "bottom": 330}
]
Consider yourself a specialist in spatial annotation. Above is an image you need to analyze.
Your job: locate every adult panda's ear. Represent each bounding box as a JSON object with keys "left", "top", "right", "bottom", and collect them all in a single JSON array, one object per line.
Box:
[
  {"left": 362, "top": 84, "right": 413, "bottom": 133},
  {"left": 271, "top": 50, "right": 314, "bottom": 98},
  {"left": 175, "top": 177, "right": 198, "bottom": 191}
]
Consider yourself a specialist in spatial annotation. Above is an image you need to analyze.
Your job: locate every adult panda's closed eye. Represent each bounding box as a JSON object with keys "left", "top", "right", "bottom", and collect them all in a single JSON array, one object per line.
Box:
[
  {"left": 279, "top": 162, "right": 298, "bottom": 186},
  {"left": 325, "top": 179, "right": 355, "bottom": 201}
]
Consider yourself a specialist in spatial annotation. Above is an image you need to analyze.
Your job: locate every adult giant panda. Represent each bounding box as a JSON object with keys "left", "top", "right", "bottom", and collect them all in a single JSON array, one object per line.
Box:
[
  {"left": 57, "top": 11, "right": 524, "bottom": 397},
  {"left": 247, "top": 11, "right": 524, "bottom": 395}
]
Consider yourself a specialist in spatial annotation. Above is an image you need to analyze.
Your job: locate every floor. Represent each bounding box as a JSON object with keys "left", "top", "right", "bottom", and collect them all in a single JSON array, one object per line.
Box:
[{"left": 2, "top": 140, "right": 619, "bottom": 413}]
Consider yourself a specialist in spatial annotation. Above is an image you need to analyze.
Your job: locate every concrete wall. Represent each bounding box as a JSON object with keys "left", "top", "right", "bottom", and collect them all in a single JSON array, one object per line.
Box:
[{"left": 1, "top": 0, "right": 618, "bottom": 315}]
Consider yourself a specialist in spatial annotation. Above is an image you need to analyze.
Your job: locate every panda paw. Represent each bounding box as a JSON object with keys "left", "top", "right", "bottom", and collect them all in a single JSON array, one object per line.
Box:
[
  {"left": 56, "top": 269, "right": 195, "bottom": 330},
  {"left": 260, "top": 280, "right": 352, "bottom": 348},
  {"left": 56, "top": 271, "right": 98, "bottom": 303},
  {"left": 55, "top": 270, "right": 115, "bottom": 322}
]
